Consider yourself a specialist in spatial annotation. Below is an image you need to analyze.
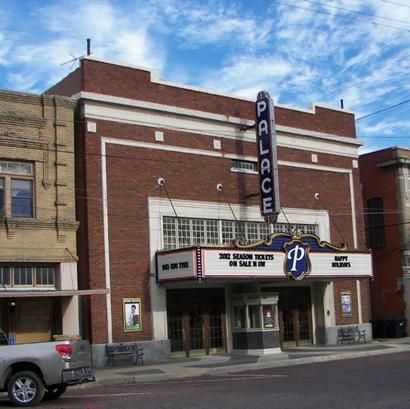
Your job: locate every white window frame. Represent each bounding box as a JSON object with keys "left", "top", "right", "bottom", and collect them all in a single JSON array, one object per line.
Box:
[
  {"left": 0, "top": 160, "right": 34, "bottom": 218},
  {"left": 0, "top": 265, "right": 56, "bottom": 288}
]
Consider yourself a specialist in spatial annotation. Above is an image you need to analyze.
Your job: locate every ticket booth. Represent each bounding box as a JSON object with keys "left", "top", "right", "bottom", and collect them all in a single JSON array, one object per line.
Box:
[{"left": 231, "top": 292, "right": 280, "bottom": 355}]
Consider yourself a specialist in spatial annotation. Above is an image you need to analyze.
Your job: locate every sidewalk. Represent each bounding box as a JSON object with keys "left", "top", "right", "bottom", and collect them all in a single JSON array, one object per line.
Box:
[{"left": 94, "top": 338, "right": 410, "bottom": 387}]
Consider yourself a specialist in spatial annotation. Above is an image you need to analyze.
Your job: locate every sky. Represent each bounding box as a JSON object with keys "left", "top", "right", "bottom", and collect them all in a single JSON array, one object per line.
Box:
[{"left": 0, "top": 0, "right": 409, "bottom": 153}]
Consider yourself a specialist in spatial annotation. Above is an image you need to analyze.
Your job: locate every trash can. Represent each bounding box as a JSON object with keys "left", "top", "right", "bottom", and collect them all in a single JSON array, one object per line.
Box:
[
  {"left": 390, "top": 320, "right": 407, "bottom": 338},
  {"left": 371, "top": 321, "right": 380, "bottom": 338},
  {"left": 371, "top": 320, "right": 387, "bottom": 338}
]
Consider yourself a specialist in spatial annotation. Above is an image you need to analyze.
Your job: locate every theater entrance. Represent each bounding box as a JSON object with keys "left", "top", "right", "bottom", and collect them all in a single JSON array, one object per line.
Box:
[
  {"left": 277, "top": 287, "right": 313, "bottom": 347},
  {"left": 167, "top": 288, "right": 227, "bottom": 357}
]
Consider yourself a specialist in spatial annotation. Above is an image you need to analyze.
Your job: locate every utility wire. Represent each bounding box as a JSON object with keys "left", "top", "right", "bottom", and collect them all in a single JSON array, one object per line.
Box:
[
  {"left": 217, "top": 184, "right": 247, "bottom": 242},
  {"left": 356, "top": 99, "right": 410, "bottom": 121},
  {"left": 274, "top": 0, "right": 410, "bottom": 33},
  {"left": 301, "top": 0, "right": 410, "bottom": 26},
  {"left": 380, "top": 0, "right": 410, "bottom": 8}
]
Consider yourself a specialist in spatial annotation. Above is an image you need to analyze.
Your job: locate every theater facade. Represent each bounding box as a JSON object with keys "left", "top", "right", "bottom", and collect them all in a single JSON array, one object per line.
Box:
[{"left": 47, "top": 56, "right": 372, "bottom": 365}]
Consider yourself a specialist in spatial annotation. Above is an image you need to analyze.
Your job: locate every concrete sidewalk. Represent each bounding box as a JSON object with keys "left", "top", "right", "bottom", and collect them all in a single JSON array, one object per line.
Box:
[{"left": 94, "top": 338, "right": 410, "bottom": 386}]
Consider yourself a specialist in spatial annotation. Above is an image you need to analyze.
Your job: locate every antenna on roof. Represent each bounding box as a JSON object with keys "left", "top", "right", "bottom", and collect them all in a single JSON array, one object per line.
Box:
[
  {"left": 87, "top": 38, "right": 91, "bottom": 56},
  {"left": 60, "top": 54, "right": 80, "bottom": 70}
]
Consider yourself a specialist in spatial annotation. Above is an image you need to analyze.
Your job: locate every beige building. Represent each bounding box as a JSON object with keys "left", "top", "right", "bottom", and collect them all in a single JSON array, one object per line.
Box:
[{"left": 0, "top": 89, "right": 81, "bottom": 344}]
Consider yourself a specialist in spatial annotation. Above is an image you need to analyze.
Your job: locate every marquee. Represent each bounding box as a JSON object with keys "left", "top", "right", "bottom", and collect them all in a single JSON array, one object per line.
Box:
[{"left": 156, "top": 232, "right": 372, "bottom": 282}]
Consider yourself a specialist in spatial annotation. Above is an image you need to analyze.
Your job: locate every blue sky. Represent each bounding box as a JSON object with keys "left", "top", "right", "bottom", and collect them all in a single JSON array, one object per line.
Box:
[{"left": 0, "top": 0, "right": 409, "bottom": 153}]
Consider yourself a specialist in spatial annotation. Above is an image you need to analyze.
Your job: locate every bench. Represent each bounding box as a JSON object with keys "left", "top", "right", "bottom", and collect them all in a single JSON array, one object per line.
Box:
[
  {"left": 337, "top": 326, "right": 367, "bottom": 344},
  {"left": 337, "top": 327, "right": 355, "bottom": 344},
  {"left": 106, "top": 343, "right": 144, "bottom": 366}
]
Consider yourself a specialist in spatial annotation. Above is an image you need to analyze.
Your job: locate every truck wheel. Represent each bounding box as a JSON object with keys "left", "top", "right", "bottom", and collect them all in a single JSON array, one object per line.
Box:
[
  {"left": 7, "top": 371, "right": 45, "bottom": 407},
  {"left": 44, "top": 384, "right": 67, "bottom": 400}
]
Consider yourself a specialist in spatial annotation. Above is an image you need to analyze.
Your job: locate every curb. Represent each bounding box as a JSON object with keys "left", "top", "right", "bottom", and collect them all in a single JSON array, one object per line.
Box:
[{"left": 93, "top": 344, "right": 410, "bottom": 386}]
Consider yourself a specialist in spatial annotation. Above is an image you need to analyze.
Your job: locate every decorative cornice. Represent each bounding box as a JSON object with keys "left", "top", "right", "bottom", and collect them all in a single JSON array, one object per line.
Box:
[
  {"left": 0, "top": 89, "right": 76, "bottom": 110},
  {"left": 0, "top": 111, "right": 47, "bottom": 128},
  {"left": 0, "top": 218, "right": 79, "bottom": 231},
  {"left": 0, "top": 134, "right": 48, "bottom": 149}
]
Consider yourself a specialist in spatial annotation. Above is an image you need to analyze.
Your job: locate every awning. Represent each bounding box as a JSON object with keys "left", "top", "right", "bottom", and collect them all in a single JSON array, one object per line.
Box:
[{"left": 0, "top": 289, "right": 109, "bottom": 298}]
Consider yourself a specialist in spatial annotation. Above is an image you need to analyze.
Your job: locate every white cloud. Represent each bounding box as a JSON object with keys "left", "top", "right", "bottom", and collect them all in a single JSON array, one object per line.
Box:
[
  {"left": 199, "top": 55, "right": 293, "bottom": 98},
  {"left": 0, "top": 0, "right": 408, "bottom": 150}
]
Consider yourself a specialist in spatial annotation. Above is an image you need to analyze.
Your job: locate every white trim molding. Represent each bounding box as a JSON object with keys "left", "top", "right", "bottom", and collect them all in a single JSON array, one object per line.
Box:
[{"left": 76, "top": 95, "right": 361, "bottom": 158}]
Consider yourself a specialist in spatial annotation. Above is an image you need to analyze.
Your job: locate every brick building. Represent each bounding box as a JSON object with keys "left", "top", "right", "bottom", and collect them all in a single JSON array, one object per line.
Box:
[
  {"left": 360, "top": 147, "right": 410, "bottom": 337},
  {"left": 48, "top": 56, "right": 372, "bottom": 365},
  {"left": 0, "top": 90, "right": 82, "bottom": 343}
]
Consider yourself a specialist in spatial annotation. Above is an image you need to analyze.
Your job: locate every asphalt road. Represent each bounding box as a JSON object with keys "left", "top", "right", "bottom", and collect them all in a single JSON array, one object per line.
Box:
[{"left": 2, "top": 352, "right": 410, "bottom": 409}]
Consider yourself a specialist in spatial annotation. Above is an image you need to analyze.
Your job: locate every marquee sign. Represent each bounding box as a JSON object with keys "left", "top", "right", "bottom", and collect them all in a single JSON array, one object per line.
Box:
[
  {"left": 255, "top": 91, "right": 280, "bottom": 223},
  {"left": 156, "top": 233, "right": 373, "bottom": 283},
  {"left": 156, "top": 249, "right": 197, "bottom": 281}
]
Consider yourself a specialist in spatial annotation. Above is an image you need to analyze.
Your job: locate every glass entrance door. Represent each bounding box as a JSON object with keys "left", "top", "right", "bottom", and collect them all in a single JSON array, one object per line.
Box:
[
  {"left": 167, "top": 289, "right": 226, "bottom": 357},
  {"left": 189, "top": 306, "right": 205, "bottom": 355},
  {"left": 278, "top": 287, "right": 312, "bottom": 347}
]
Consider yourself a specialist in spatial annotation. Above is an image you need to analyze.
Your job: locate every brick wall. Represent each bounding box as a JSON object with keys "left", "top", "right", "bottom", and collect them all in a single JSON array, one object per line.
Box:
[
  {"left": 0, "top": 90, "right": 78, "bottom": 262},
  {"left": 47, "top": 58, "right": 369, "bottom": 344},
  {"left": 359, "top": 149, "right": 405, "bottom": 320},
  {"left": 47, "top": 57, "right": 356, "bottom": 138}
]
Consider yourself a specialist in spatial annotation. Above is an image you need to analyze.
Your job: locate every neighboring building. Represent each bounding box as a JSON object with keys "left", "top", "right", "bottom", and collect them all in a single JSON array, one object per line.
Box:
[
  {"left": 47, "top": 56, "right": 372, "bottom": 366},
  {"left": 0, "top": 89, "right": 81, "bottom": 344},
  {"left": 360, "top": 147, "right": 410, "bottom": 336}
]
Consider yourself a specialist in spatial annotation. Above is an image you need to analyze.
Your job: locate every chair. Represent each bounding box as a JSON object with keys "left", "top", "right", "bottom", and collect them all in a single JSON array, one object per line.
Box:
[{"left": 354, "top": 326, "right": 367, "bottom": 343}]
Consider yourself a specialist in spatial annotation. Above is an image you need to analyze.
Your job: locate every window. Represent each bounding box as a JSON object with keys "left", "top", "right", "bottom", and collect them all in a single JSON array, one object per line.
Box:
[
  {"left": 367, "top": 197, "right": 385, "bottom": 248},
  {"left": 249, "top": 305, "right": 262, "bottom": 328},
  {"left": 35, "top": 266, "right": 55, "bottom": 286},
  {"left": 221, "top": 220, "right": 235, "bottom": 244},
  {"left": 403, "top": 251, "right": 410, "bottom": 278},
  {"left": 162, "top": 216, "right": 318, "bottom": 250},
  {"left": 192, "top": 219, "right": 205, "bottom": 244},
  {"left": 0, "top": 266, "right": 10, "bottom": 286},
  {"left": 0, "top": 161, "right": 34, "bottom": 218},
  {"left": 11, "top": 179, "right": 33, "bottom": 217},
  {"left": 231, "top": 294, "right": 278, "bottom": 331},
  {"left": 0, "top": 265, "right": 55, "bottom": 287},
  {"left": 231, "top": 160, "right": 257, "bottom": 173},
  {"left": 177, "top": 218, "right": 191, "bottom": 247},
  {"left": 0, "top": 178, "right": 4, "bottom": 214},
  {"left": 14, "top": 266, "right": 33, "bottom": 286},
  {"left": 233, "top": 305, "right": 246, "bottom": 329}
]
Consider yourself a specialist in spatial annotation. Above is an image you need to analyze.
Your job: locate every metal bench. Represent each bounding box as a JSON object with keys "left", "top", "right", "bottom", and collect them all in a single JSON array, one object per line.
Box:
[
  {"left": 337, "top": 326, "right": 367, "bottom": 344},
  {"left": 337, "top": 327, "right": 355, "bottom": 344},
  {"left": 106, "top": 342, "right": 144, "bottom": 366}
]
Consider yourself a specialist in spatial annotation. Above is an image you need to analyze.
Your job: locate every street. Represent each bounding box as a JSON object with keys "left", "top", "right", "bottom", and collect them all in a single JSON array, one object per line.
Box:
[{"left": 1, "top": 352, "right": 410, "bottom": 409}]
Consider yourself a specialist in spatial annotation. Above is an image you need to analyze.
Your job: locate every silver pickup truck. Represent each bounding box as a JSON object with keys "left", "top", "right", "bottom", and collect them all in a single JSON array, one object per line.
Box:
[{"left": 0, "top": 331, "right": 95, "bottom": 407}]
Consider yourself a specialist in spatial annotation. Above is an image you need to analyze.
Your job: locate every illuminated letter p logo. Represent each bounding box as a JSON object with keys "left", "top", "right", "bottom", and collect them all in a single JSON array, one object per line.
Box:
[
  {"left": 284, "top": 240, "right": 311, "bottom": 280},
  {"left": 287, "top": 244, "right": 305, "bottom": 272}
]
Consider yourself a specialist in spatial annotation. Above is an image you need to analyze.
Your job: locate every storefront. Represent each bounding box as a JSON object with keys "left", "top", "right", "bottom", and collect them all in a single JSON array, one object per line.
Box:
[{"left": 157, "top": 232, "right": 372, "bottom": 355}]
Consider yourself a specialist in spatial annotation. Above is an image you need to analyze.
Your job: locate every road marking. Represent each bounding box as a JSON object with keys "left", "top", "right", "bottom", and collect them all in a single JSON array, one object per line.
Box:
[
  {"left": 65, "top": 392, "right": 150, "bottom": 398},
  {"left": 218, "top": 374, "right": 287, "bottom": 378},
  {"left": 135, "top": 374, "right": 288, "bottom": 385}
]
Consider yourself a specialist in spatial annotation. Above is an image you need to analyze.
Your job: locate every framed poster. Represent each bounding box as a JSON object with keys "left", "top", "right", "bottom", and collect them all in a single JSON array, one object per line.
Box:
[
  {"left": 123, "top": 298, "right": 142, "bottom": 332},
  {"left": 263, "top": 305, "right": 274, "bottom": 329},
  {"left": 340, "top": 292, "right": 352, "bottom": 317}
]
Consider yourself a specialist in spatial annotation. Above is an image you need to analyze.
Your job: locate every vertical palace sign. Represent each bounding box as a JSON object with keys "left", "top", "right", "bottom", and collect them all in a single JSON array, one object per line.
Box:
[{"left": 255, "top": 91, "right": 280, "bottom": 223}]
